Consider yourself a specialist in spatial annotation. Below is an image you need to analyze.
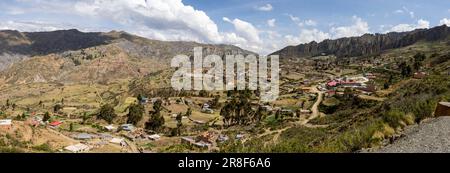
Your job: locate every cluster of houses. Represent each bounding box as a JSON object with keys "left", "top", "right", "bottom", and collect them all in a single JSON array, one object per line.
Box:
[
  {"left": 180, "top": 131, "right": 245, "bottom": 150},
  {"left": 323, "top": 74, "right": 376, "bottom": 96}
]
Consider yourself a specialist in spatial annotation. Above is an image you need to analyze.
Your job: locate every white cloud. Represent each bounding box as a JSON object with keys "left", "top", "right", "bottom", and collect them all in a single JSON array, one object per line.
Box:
[
  {"left": 267, "top": 19, "right": 276, "bottom": 27},
  {"left": 387, "top": 19, "right": 430, "bottom": 32},
  {"left": 417, "top": 19, "right": 430, "bottom": 28},
  {"left": 285, "top": 14, "right": 317, "bottom": 27},
  {"left": 330, "top": 16, "right": 370, "bottom": 38},
  {"left": 256, "top": 4, "right": 273, "bottom": 12},
  {"left": 223, "top": 17, "right": 261, "bottom": 44},
  {"left": 305, "top": 20, "right": 317, "bottom": 26},
  {"left": 284, "top": 29, "right": 330, "bottom": 45},
  {"left": 394, "top": 9, "right": 404, "bottom": 14},
  {"left": 440, "top": 18, "right": 450, "bottom": 26},
  {"left": 409, "top": 12, "right": 415, "bottom": 19},
  {"left": 73, "top": 0, "right": 225, "bottom": 43},
  {"left": 286, "top": 14, "right": 300, "bottom": 22},
  {"left": 394, "top": 6, "right": 415, "bottom": 19},
  {"left": 0, "top": 21, "right": 74, "bottom": 32}
]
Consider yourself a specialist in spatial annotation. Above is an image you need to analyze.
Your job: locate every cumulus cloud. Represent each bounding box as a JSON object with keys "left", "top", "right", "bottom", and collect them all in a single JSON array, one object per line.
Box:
[
  {"left": 72, "top": 0, "right": 225, "bottom": 43},
  {"left": 267, "top": 19, "right": 276, "bottom": 27},
  {"left": 223, "top": 17, "right": 261, "bottom": 44},
  {"left": 387, "top": 19, "right": 430, "bottom": 32},
  {"left": 256, "top": 4, "right": 273, "bottom": 12},
  {"left": 440, "top": 18, "right": 450, "bottom": 26},
  {"left": 330, "top": 16, "right": 370, "bottom": 38},
  {"left": 0, "top": 0, "right": 272, "bottom": 54}
]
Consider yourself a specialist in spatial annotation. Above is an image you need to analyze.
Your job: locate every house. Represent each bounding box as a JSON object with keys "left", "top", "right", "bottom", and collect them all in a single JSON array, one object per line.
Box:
[
  {"left": 139, "top": 97, "right": 149, "bottom": 105},
  {"left": 148, "top": 134, "right": 161, "bottom": 141},
  {"left": 0, "top": 119, "right": 12, "bottom": 130},
  {"left": 196, "top": 131, "right": 215, "bottom": 144},
  {"left": 99, "top": 133, "right": 113, "bottom": 140},
  {"left": 217, "top": 134, "right": 229, "bottom": 143},
  {"left": 72, "top": 133, "right": 96, "bottom": 140},
  {"left": 326, "top": 90, "right": 336, "bottom": 97},
  {"left": 435, "top": 102, "right": 450, "bottom": 117},
  {"left": 357, "top": 84, "right": 377, "bottom": 93},
  {"left": 64, "top": 143, "right": 90, "bottom": 153},
  {"left": 340, "top": 81, "right": 362, "bottom": 88},
  {"left": 120, "top": 124, "right": 135, "bottom": 132},
  {"left": 261, "top": 105, "right": 273, "bottom": 112},
  {"left": 365, "top": 73, "right": 377, "bottom": 79},
  {"left": 193, "top": 141, "right": 211, "bottom": 149},
  {"left": 49, "top": 121, "right": 62, "bottom": 127},
  {"left": 110, "top": 138, "right": 126, "bottom": 146},
  {"left": 299, "top": 109, "right": 312, "bottom": 114},
  {"left": 181, "top": 137, "right": 196, "bottom": 145},
  {"left": 327, "top": 81, "right": 338, "bottom": 88},
  {"left": 413, "top": 72, "right": 427, "bottom": 79},
  {"left": 235, "top": 134, "right": 245, "bottom": 140},
  {"left": 201, "top": 108, "right": 214, "bottom": 114},
  {"left": 104, "top": 124, "right": 116, "bottom": 131}
]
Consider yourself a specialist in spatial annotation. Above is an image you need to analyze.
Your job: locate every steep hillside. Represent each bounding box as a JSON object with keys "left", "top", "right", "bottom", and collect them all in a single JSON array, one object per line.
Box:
[
  {"left": 272, "top": 25, "right": 450, "bottom": 59},
  {"left": 0, "top": 29, "right": 255, "bottom": 85}
]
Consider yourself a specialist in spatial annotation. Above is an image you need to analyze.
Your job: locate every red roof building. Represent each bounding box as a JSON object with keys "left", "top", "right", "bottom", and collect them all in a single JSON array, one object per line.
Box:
[
  {"left": 327, "top": 81, "right": 338, "bottom": 87},
  {"left": 49, "top": 121, "right": 62, "bottom": 127}
]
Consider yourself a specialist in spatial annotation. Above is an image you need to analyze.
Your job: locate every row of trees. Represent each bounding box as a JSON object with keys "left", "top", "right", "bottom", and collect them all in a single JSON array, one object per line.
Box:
[{"left": 220, "top": 89, "right": 265, "bottom": 127}]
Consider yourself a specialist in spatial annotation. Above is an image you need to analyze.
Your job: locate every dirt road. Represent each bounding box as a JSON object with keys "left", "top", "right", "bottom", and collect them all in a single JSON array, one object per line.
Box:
[{"left": 300, "top": 86, "right": 324, "bottom": 125}]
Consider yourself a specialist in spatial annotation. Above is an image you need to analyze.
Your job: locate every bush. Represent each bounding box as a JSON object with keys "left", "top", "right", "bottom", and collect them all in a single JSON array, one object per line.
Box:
[
  {"left": 97, "top": 104, "right": 117, "bottom": 124},
  {"left": 382, "top": 110, "right": 404, "bottom": 128}
]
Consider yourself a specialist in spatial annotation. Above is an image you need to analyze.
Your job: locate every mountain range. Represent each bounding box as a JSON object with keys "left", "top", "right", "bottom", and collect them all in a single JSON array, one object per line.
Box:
[
  {"left": 0, "top": 29, "right": 253, "bottom": 85},
  {"left": 271, "top": 25, "right": 450, "bottom": 59}
]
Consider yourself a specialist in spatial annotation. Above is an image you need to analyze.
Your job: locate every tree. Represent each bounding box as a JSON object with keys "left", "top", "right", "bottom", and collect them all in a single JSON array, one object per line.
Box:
[
  {"left": 413, "top": 53, "right": 426, "bottom": 71},
  {"left": 53, "top": 104, "right": 62, "bottom": 113},
  {"left": 153, "top": 99, "right": 163, "bottom": 112},
  {"left": 127, "top": 104, "right": 144, "bottom": 125},
  {"left": 6, "top": 99, "right": 10, "bottom": 108},
  {"left": 81, "top": 112, "right": 90, "bottom": 125},
  {"left": 176, "top": 113, "right": 183, "bottom": 136},
  {"left": 209, "top": 95, "right": 221, "bottom": 109},
  {"left": 399, "top": 62, "right": 412, "bottom": 77},
  {"left": 145, "top": 111, "right": 165, "bottom": 132},
  {"left": 43, "top": 112, "right": 51, "bottom": 122},
  {"left": 97, "top": 104, "right": 117, "bottom": 124},
  {"left": 220, "top": 89, "right": 256, "bottom": 127},
  {"left": 199, "top": 90, "right": 209, "bottom": 97},
  {"left": 137, "top": 94, "right": 144, "bottom": 103},
  {"left": 145, "top": 99, "right": 165, "bottom": 132},
  {"left": 185, "top": 107, "right": 192, "bottom": 117},
  {"left": 383, "top": 82, "right": 390, "bottom": 89},
  {"left": 69, "top": 123, "right": 74, "bottom": 132}
]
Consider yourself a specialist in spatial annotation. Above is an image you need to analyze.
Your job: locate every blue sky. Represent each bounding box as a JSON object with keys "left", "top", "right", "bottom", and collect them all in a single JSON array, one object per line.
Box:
[{"left": 0, "top": 0, "right": 449, "bottom": 54}]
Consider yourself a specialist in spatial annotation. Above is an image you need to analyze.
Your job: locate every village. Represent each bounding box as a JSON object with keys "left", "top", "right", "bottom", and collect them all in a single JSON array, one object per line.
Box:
[{"left": 1, "top": 50, "right": 449, "bottom": 153}]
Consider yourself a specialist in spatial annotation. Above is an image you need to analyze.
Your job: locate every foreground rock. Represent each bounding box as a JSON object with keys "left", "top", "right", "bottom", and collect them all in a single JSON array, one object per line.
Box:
[{"left": 371, "top": 117, "right": 450, "bottom": 153}]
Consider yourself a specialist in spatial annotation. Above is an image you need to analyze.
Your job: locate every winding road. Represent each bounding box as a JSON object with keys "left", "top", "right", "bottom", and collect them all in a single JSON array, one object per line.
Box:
[{"left": 300, "top": 86, "right": 324, "bottom": 125}]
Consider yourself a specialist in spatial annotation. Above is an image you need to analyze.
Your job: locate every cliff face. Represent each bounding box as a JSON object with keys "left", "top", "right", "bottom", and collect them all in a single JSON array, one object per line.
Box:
[{"left": 272, "top": 25, "right": 450, "bottom": 58}]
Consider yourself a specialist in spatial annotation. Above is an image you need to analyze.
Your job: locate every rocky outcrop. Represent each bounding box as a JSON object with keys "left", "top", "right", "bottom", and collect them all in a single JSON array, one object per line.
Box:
[{"left": 272, "top": 25, "right": 450, "bottom": 58}]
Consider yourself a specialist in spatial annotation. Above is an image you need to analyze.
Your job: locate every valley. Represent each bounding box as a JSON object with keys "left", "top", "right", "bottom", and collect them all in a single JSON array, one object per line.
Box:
[{"left": 1, "top": 25, "right": 450, "bottom": 153}]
